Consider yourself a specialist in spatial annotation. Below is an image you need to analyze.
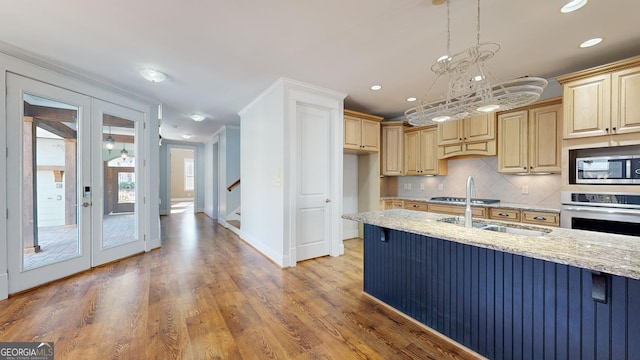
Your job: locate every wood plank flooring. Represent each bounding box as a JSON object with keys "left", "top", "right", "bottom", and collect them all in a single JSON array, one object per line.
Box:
[{"left": 0, "top": 213, "right": 482, "bottom": 359}]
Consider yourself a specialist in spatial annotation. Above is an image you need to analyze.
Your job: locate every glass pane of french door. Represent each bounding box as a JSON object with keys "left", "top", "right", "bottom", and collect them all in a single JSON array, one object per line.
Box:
[
  {"left": 92, "top": 99, "right": 144, "bottom": 266},
  {"left": 6, "top": 74, "right": 92, "bottom": 294}
]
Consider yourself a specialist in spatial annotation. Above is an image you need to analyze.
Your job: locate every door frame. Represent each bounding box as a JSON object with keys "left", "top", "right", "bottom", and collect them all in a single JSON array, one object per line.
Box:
[
  {"left": 0, "top": 50, "right": 159, "bottom": 300},
  {"left": 165, "top": 143, "right": 198, "bottom": 214},
  {"left": 285, "top": 86, "right": 345, "bottom": 266}
]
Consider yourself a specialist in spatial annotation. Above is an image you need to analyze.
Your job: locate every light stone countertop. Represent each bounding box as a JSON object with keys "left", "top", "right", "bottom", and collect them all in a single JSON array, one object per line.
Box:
[
  {"left": 343, "top": 209, "right": 640, "bottom": 280},
  {"left": 381, "top": 196, "right": 560, "bottom": 213}
]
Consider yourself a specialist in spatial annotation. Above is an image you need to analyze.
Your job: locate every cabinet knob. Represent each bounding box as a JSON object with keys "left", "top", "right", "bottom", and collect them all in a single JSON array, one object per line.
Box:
[
  {"left": 533, "top": 216, "right": 547, "bottom": 221},
  {"left": 530, "top": 166, "right": 533, "bottom": 169},
  {"left": 498, "top": 213, "right": 509, "bottom": 217},
  {"left": 605, "top": 127, "right": 609, "bottom": 132},
  {"left": 459, "top": 138, "right": 462, "bottom": 141},
  {"left": 613, "top": 127, "right": 617, "bottom": 132},
  {"left": 523, "top": 167, "right": 527, "bottom": 170}
]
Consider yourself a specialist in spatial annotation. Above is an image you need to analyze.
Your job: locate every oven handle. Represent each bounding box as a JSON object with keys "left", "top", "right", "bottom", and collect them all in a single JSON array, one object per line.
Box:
[{"left": 561, "top": 205, "right": 640, "bottom": 216}]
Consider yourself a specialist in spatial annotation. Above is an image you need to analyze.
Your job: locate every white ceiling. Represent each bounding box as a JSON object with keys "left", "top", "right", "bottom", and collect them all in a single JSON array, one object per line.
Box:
[{"left": 1, "top": 0, "right": 639, "bottom": 142}]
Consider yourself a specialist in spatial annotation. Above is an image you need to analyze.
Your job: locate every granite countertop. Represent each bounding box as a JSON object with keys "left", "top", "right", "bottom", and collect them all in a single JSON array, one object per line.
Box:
[
  {"left": 381, "top": 196, "right": 560, "bottom": 213},
  {"left": 343, "top": 209, "right": 640, "bottom": 280}
]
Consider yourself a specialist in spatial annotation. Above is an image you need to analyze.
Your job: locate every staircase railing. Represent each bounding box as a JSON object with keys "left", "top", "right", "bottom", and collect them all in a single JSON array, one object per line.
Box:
[{"left": 227, "top": 179, "right": 240, "bottom": 192}]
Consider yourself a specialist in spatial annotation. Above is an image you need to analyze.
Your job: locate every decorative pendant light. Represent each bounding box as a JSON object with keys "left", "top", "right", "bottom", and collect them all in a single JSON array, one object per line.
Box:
[
  {"left": 120, "top": 144, "right": 128, "bottom": 159},
  {"left": 105, "top": 126, "right": 115, "bottom": 154},
  {"left": 405, "top": 0, "right": 547, "bottom": 126}
]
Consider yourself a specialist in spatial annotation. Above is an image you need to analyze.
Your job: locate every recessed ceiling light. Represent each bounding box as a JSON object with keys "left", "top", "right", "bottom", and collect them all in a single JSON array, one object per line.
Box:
[
  {"left": 560, "top": 0, "right": 588, "bottom": 13},
  {"left": 182, "top": 134, "right": 192, "bottom": 139},
  {"left": 580, "top": 37, "right": 603, "bottom": 48},
  {"left": 190, "top": 114, "right": 205, "bottom": 122},
  {"left": 407, "top": 97, "right": 417, "bottom": 102},
  {"left": 139, "top": 68, "right": 167, "bottom": 82},
  {"left": 370, "top": 85, "right": 382, "bottom": 91}
]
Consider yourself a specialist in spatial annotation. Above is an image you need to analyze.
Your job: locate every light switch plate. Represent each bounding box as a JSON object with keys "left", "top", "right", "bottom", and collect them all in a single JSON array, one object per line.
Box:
[{"left": 438, "top": 184, "right": 444, "bottom": 191}]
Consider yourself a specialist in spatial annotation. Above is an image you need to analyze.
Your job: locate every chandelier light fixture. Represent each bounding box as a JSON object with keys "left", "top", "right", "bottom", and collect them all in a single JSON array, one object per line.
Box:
[{"left": 405, "top": 0, "right": 547, "bottom": 126}]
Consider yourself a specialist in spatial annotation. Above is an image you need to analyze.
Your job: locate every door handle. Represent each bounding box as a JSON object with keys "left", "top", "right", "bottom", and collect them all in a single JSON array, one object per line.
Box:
[
  {"left": 82, "top": 202, "right": 92, "bottom": 207},
  {"left": 325, "top": 199, "right": 331, "bottom": 203}
]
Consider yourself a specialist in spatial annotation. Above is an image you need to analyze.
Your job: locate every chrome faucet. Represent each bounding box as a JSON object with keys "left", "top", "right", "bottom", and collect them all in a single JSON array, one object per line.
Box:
[{"left": 465, "top": 176, "right": 475, "bottom": 228}]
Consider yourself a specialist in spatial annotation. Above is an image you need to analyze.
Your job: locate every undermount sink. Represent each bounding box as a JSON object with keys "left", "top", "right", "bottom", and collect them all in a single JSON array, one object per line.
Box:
[{"left": 438, "top": 217, "right": 550, "bottom": 237}]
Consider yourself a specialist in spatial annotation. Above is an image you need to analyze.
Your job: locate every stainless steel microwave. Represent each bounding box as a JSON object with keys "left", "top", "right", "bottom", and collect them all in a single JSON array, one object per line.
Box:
[{"left": 576, "top": 155, "right": 640, "bottom": 184}]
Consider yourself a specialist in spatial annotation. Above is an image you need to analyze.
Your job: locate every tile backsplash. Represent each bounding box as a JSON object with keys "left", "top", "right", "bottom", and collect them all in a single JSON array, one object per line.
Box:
[{"left": 389, "top": 157, "right": 562, "bottom": 209}]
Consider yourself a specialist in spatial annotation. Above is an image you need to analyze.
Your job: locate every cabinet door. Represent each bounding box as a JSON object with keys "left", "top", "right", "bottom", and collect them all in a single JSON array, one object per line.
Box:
[
  {"left": 563, "top": 74, "right": 610, "bottom": 139},
  {"left": 420, "top": 128, "right": 440, "bottom": 175},
  {"left": 404, "top": 131, "right": 420, "bottom": 175},
  {"left": 498, "top": 110, "right": 528, "bottom": 173},
  {"left": 343, "top": 115, "right": 362, "bottom": 150},
  {"left": 437, "top": 119, "right": 463, "bottom": 145},
  {"left": 361, "top": 119, "right": 380, "bottom": 151},
  {"left": 464, "top": 113, "right": 495, "bottom": 142},
  {"left": 612, "top": 67, "right": 640, "bottom": 135},
  {"left": 529, "top": 103, "right": 562, "bottom": 173},
  {"left": 381, "top": 125, "right": 404, "bottom": 176}
]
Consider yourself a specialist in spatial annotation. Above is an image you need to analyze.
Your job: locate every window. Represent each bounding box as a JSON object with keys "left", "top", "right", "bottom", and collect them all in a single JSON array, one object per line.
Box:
[{"left": 184, "top": 158, "right": 194, "bottom": 191}]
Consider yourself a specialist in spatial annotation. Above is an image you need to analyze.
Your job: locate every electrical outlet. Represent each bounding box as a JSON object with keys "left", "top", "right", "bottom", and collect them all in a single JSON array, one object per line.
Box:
[
  {"left": 521, "top": 185, "right": 529, "bottom": 195},
  {"left": 438, "top": 184, "right": 444, "bottom": 191},
  {"left": 407, "top": 183, "right": 412, "bottom": 190},
  {"left": 420, "top": 183, "right": 425, "bottom": 190},
  {"left": 403, "top": 184, "right": 408, "bottom": 190}
]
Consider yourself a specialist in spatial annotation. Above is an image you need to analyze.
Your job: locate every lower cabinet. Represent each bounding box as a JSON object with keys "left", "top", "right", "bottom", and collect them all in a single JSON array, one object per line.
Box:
[{"left": 394, "top": 200, "right": 560, "bottom": 227}]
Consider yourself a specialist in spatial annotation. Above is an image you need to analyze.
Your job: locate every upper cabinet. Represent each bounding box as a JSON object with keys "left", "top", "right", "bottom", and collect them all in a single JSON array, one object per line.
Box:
[
  {"left": 557, "top": 57, "right": 640, "bottom": 139},
  {"left": 404, "top": 126, "right": 447, "bottom": 176},
  {"left": 497, "top": 98, "right": 562, "bottom": 174},
  {"left": 381, "top": 121, "right": 407, "bottom": 176},
  {"left": 343, "top": 109, "right": 383, "bottom": 153},
  {"left": 436, "top": 113, "right": 497, "bottom": 159}
]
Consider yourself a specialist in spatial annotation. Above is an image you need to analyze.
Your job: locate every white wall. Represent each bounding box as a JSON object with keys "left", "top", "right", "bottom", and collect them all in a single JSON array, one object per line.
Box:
[
  {"left": 240, "top": 78, "right": 345, "bottom": 267},
  {"left": 342, "top": 154, "right": 359, "bottom": 239},
  {"left": 239, "top": 82, "right": 286, "bottom": 264}
]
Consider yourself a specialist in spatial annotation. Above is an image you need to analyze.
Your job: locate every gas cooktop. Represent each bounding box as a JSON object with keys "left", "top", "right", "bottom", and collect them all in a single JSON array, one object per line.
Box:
[{"left": 429, "top": 197, "right": 500, "bottom": 205}]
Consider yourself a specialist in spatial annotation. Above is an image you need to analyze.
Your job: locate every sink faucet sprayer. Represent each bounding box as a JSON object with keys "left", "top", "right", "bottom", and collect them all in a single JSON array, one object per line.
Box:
[{"left": 465, "top": 176, "right": 475, "bottom": 228}]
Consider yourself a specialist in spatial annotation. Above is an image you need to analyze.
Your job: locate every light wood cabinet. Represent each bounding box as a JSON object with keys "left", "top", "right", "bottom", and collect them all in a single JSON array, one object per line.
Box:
[
  {"left": 497, "top": 98, "right": 562, "bottom": 174},
  {"left": 488, "top": 208, "right": 521, "bottom": 222},
  {"left": 427, "top": 203, "right": 487, "bottom": 218},
  {"left": 437, "top": 113, "right": 497, "bottom": 158},
  {"left": 403, "top": 201, "right": 428, "bottom": 211},
  {"left": 522, "top": 210, "right": 560, "bottom": 227},
  {"left": 343, "top": 109, "right": 383, "bottom": 152},
  {"left": 404, "top": 126, "right": 447, "bottom": 176},
  {"left": 558, "top": 57, "right": 640, "bottom": 139},
  {"left": 381, "top": 121, "right": 407, "bottom": 176},
  {"left": 383, "top": 200, "right": 404, "bottom": 210}
]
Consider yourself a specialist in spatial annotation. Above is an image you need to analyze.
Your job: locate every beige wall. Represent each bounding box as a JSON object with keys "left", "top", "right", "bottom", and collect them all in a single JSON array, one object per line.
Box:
[{"left": 170, "top": 148, "right": 194, "bottom": 200}]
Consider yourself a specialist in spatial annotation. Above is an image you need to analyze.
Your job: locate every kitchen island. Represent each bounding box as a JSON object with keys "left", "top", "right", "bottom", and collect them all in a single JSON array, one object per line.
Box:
[{"left": 344, "top": 209, "right": 640, "bottom": 360}]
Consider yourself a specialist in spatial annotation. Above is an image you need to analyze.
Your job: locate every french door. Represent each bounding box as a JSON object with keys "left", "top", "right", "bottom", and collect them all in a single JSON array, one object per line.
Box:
[{"left": 6, "top": 75, "right": 144, "bottom": 294}]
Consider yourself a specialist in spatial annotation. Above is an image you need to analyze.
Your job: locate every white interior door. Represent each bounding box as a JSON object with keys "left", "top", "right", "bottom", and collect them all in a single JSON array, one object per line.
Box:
[
  {"left": 91, "top": 99, "right": 145, "bottom": 266},
  {"left": 296, "top": 104, "right": 332, "bottom": 261},
  {"left": 6, "top": 74, "right": 92, "bottom": 294}
]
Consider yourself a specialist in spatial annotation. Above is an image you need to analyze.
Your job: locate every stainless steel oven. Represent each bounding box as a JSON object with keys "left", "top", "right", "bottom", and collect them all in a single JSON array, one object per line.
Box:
[{"left": 560, "top": 192, "right": 640, "bottom": 236}]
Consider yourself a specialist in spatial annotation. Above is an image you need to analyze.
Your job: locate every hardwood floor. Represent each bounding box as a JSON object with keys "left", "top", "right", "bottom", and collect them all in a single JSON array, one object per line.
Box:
[{"left": 0, "top": 213, "right": 482, "bottom": 359}]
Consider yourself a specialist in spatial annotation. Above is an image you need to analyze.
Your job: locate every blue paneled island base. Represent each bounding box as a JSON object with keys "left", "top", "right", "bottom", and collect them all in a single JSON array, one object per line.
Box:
[{"left": 363, "top": 224, "right": 640, "bottom": 360}]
